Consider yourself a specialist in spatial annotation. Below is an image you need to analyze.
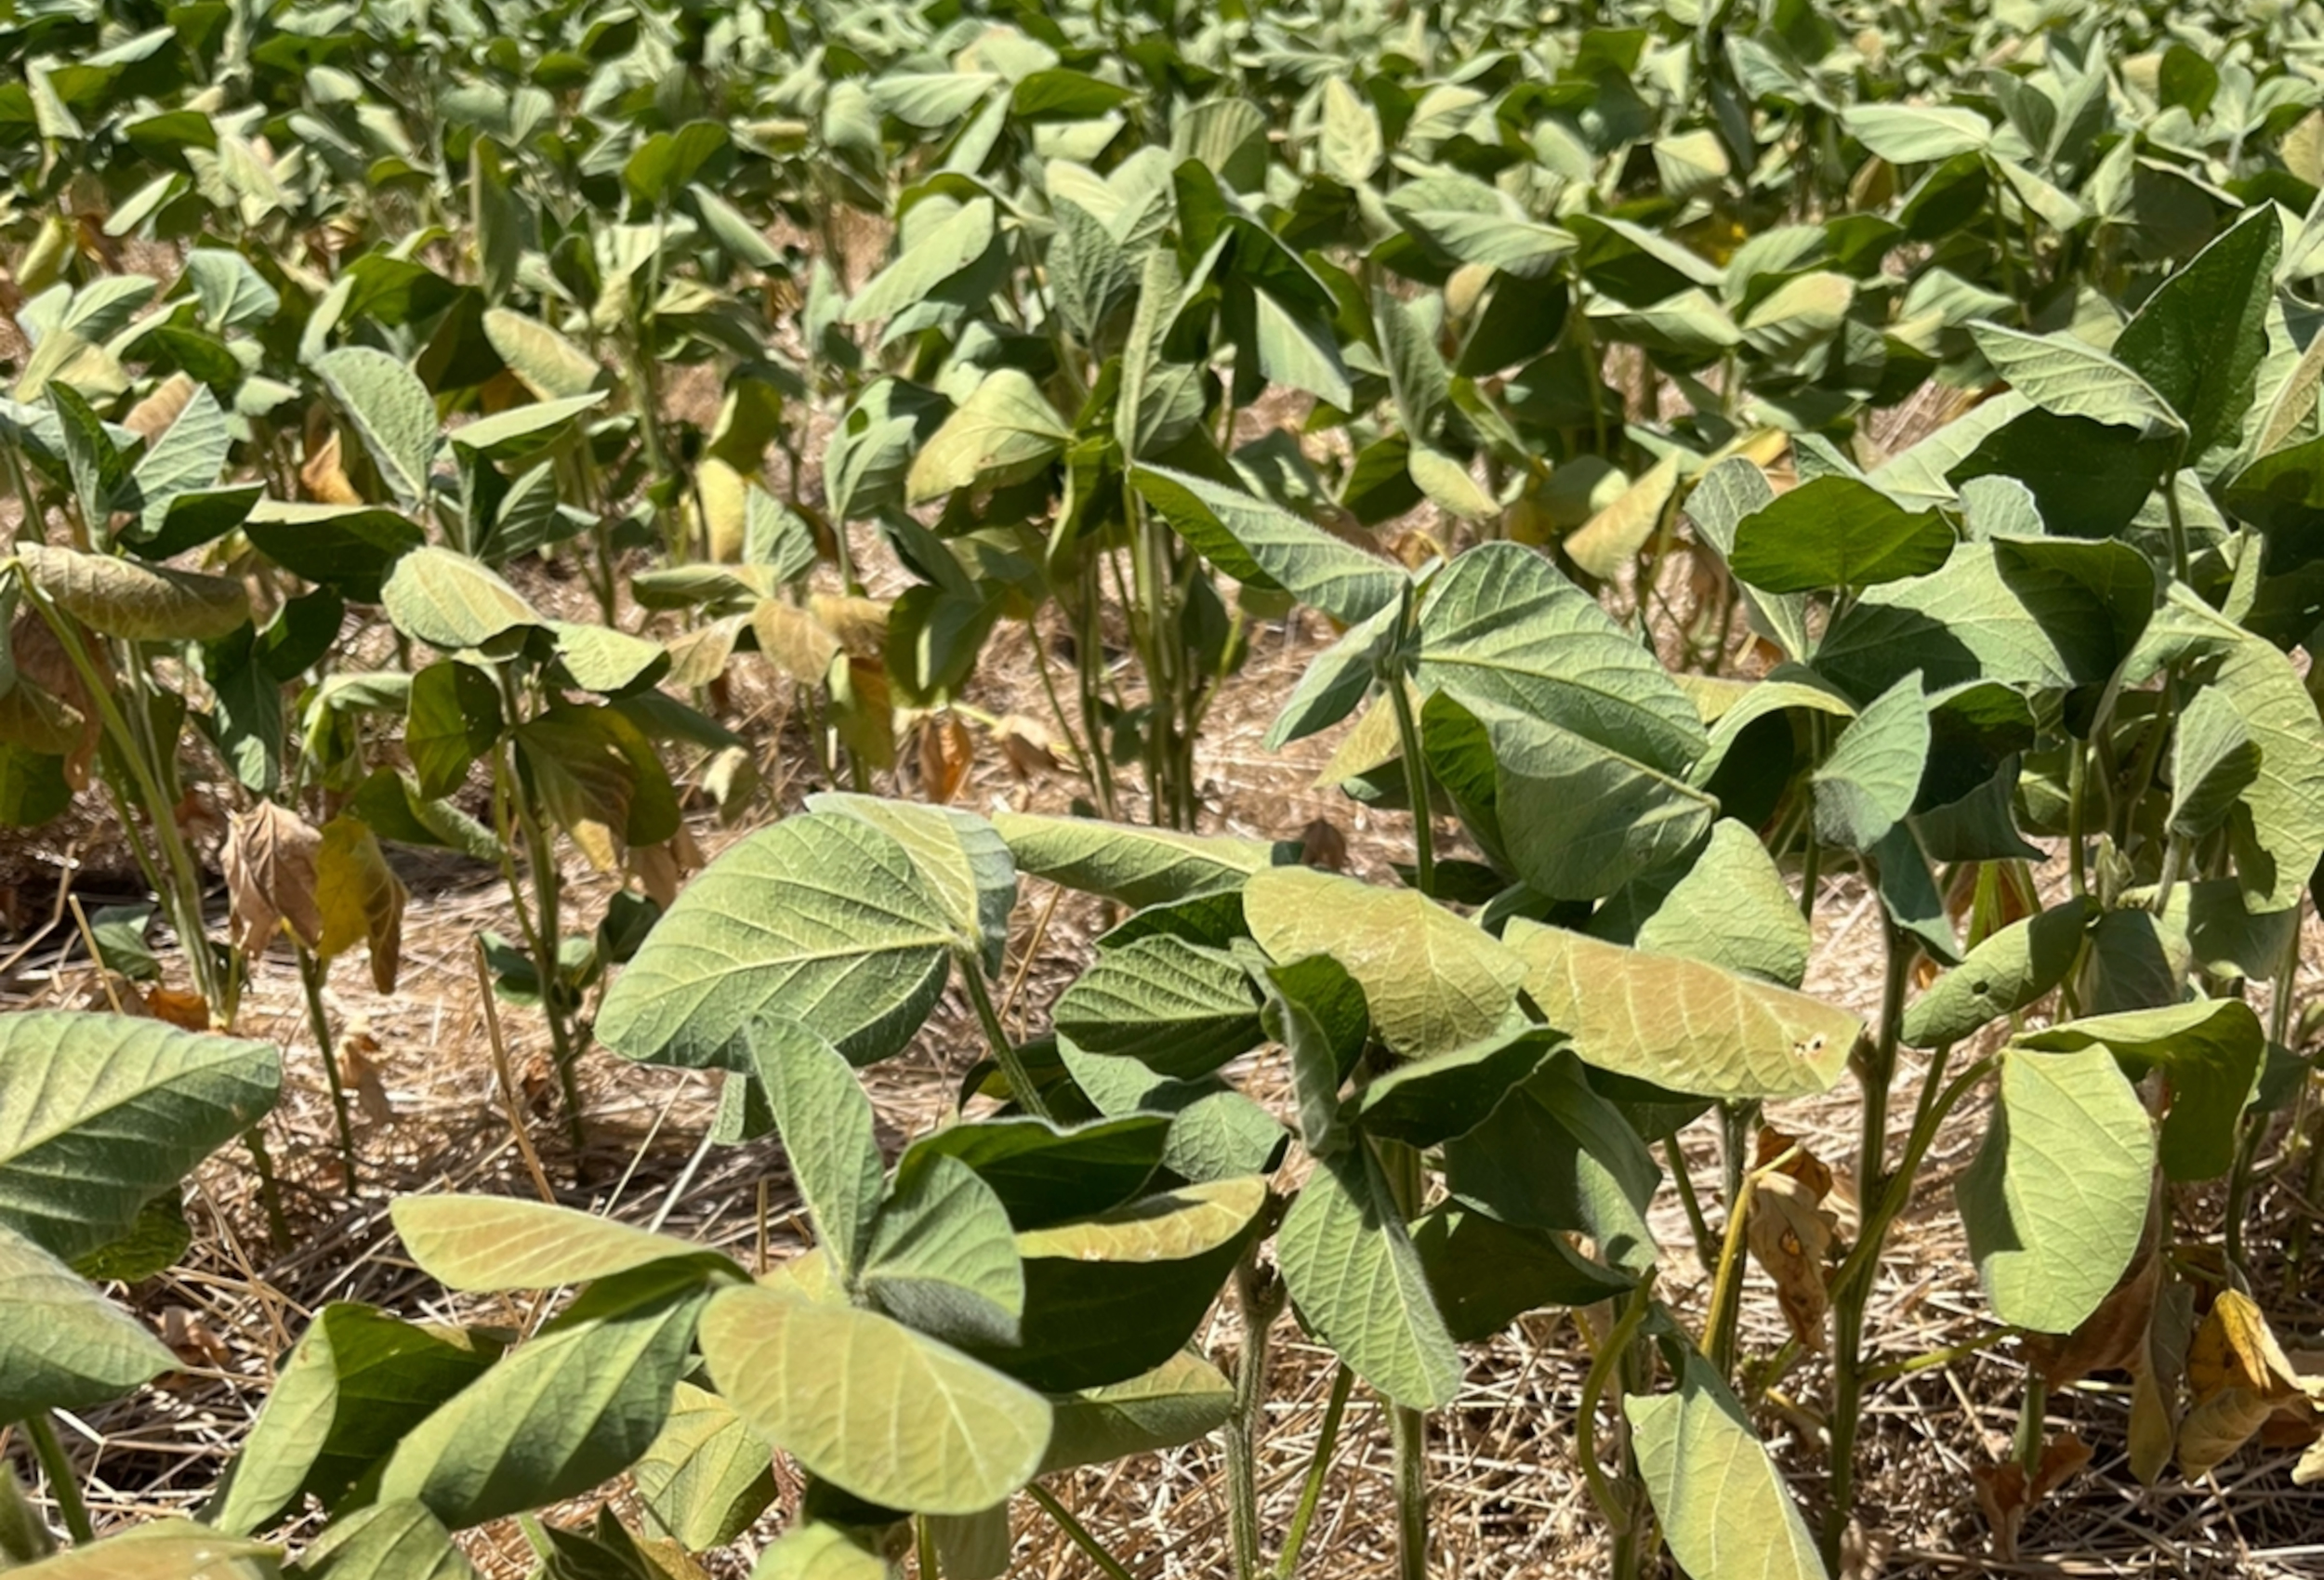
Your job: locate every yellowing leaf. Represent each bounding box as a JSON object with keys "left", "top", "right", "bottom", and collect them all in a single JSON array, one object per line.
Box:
[{"left": 315, "top": 816, "right": 407, "bottom": 992}]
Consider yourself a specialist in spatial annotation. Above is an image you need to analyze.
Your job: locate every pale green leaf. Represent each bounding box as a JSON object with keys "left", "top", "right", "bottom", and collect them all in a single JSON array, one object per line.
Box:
[
  {"left": 1276, "top": 1148, "right": 1461, "bottom": 1410},
  {"left": 389, "top": 1195, "right": 739, "bottom": 1292},
  {"left": 1130, "top": 463, "right": 1404, "bottom": 625},
  {"left": 991, "top": 811, "right": 1286, "bottom": 907},
  {"left": 1629, "top": 1351, "right": 1829, "bottom": 1580},
  {"left": 0, "top": 1220, "right": 176, "bottom": 1422},
  {"left": 905, "top": 370, "right": 1069, "bottom": 504},
  {"left": 315, "top": 347, "right": 439, "bottom": 509}
]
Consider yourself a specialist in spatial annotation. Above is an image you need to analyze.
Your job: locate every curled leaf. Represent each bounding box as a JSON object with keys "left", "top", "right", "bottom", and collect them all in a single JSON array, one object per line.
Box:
[{"left": 222, "top": 801, "right": 324, "bottom": 952}]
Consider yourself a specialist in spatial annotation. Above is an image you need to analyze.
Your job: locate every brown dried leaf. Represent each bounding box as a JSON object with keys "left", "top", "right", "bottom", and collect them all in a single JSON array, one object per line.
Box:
[
  {"left": 161, "top": 1306, "right": 231, "bottom": 1371},
  {"left": 1300, "top": 818, "right": 1349, "bottom": 871},
  {"left": 1745, "top": 1169, "right": 1836, "bottom": 1351},
  {"left": 751, "top": 599, "right": 841, "bottom": 683},
  {"left": 629, "top": 838, "right": 683, "bottom": 909},
  {"left": 2128, "top": 1278, "right": 2196, "bottom": 1487},
  {"left": 993, "top": 713, "right": 1057, "bottom": 780},
  {"left": 1753, "top": 1124, "right": 1836, "bottom": 1200},
  {"left": 11, "top": 614, "right": 101, "bottom": 787},
  {"left": 142, "top": 984, "right": 211, "bottom": 1031},
  {"left": 1972, "top": 1434, "right": 2091, "bottom": 1560},
  {"left": 920, "top": 711, "right": 973, "bottom": 805},
  {"left": 222, "top": 801, "right": 324, "bottom": 952},
  {"left": 124, "top": 373, "right": 196, "bottom": 443},
  {"left": 314, "top": 816, "right": 406, "bottom": 992},
  {"left": 2029, "top": 1246, "right": 2159, "bottom": 1389},
  {"left": 338, "top": 1023, "right": 393, "bottom": 1126},
  {"left": 300, "top": 428, "right": 363, "bottom": 506}
]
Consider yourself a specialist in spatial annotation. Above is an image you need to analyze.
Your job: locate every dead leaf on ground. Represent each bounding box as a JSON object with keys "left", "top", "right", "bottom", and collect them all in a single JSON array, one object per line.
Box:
[
  {"left": 993, "top": 713, "right": 1058, "bottom": 780},
  {"left": 142, "top": 984, "right": 212, "bottom": 1031},
  {"left": 1299, "top": 818, "right": 1348, "bottom": 871},
  {"left": 222, "top": 801, "right": 324, "bottom": 952},
  {"left": 337, "top": 1020, "right": 393, "bottom": 1126}
]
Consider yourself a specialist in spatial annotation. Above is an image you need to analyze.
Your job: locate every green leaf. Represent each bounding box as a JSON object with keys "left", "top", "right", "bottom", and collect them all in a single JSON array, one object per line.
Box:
[
  {"left": 447, "top": 394, "right": 604, "bottom": 461},
  {"left": 1276, "top": 1148, "right": 1461, "bottom": 1411},
  {"left": 1503, "top": 920, "right": 1860, "bottom": 1100},
  {"left": 1968, "top": 323, "right": 2184, "bottom": 434},
  {"left": 2015, "top": 1000, "right": 2263, "bottom": 1183},
  {"left": 1051, "top": 936, "right": 1264, "bottom": 1080},
  {"left": 1411, "top": 1206, "right": 1630, "bottom": 1342},
  {"left": 1414, "top": 542, "right": 1705, "bottom": 773},
  {"left": 749, "top": 1522, "right": 891, "bottom": 1580},
  {"left": 2113, "top": 206, "right": 2281, "bottom": 469},
  {"left": 379, "top": 547, "right": 543, "bottom": 652},
  {"left": 1684, "top": 459, "right": 1812, "bottom": 660},
  {"left": 633, "top": 1383, "right": 775, "bottom": 1552},
  {"left": 1902, "top": 899, "right": 2095, "bottom": 1048},
  {"left": 1629, "top": 1351, "right": 1829, "bottom": 1580},
  {"left": 0, "top": 1220, "right": 176, "bottom": 1421},
  {"left": 7, "top": 1522, "right": 279, "bottom": 1579},
  {"left": 290, "top": 1499, "right": 477, "bottom": 1580},
  {"left": 482, "top": 309, "right": 601, "bottom": 401},
  {"left": 895, "top": 1114, "right": 1168, "bottom": 1231},
  {"left": 1438, "top": 1055, "right": 1661, "bottom": 1272},
  {"left": 1727, "top": 476, "right": 1953, "bottom": 593},
  {"left": 905, "top": 370, "right": 1068, "bottom": 504},
  {"left": 205, "top": 1305, "right": 502, "bottom": 1534},
  {"left": 390, "top": 1195, "right": 740, "bottom": 1291},
  {"left": 844, "top": 198, "right": 998, "bottom": 328},
  {"left": 241, "top": 501, "right": 425, "bottom": 601},
  {"left": 1246, "top": 866, "right": 1526, "bottom": 1059},
  {"left": 1812, "top": 672, "right": 1929, "bottom": 851},
  {"left": 125, "top": 384, "right": 231, "bottom": 534},
  {"left": 1317, "top": 77, "right": 1382, "bottom": 185},
  {"left": 804, "top": 794, "right": 1015, "bottom": 978},
  {"left": 623, "top": 120, "right": 729, "bottom": 206},
  {"left": 1626, "top": 819, "right": 1813, "bottom": 988},
  {"left": 315, "top": 347, "right": 439, "bottom": 509},
  {"left": 973, "top": 1176, "right": 1266, "bottom": 1392},
  {"left": 862, "top": 1152, "right": 1024, "bottom": 1347},
  {"left": 1353, "top": 1025, "right": 1561, "bottom": 1148},
  {"left": 598, "top": 813, "right": 957, "bottom": 1069},
  {"left": 990, "top": 811, "right": 1286, "bottom": 907},
  {"left": 1841, "top": 102, "right": 1990, "bottom": 162},
  {"left": 701, "top": 1284, "right": 1051, "bottom": 1515},
  {"left": 1130, "top": 463, "right": 1404, "bottom": 625},
  {"left": 47, "top": 384, "right": 128, "bottom": 538},
  {"left": 748, "top": 1017, "right": 885, "bottom": 1278},
  {"left": 405, "top": 661, "right": 500, "bottom": 800},
  {"left": 546, "top": 621, "right": 666, "bottom": 696},
  {"left": 0, "top": 1011, "right": 280, "bottom": 1261},
  {"left": 1957, "top": 1044, "right": 2153, "bottom": 1333},
  {"left": 2169, "top": 687, "right": 2261, "bottom": 839},
  {"left": 1385, "top": 174, "right": 1577, "bottom": 279},
  {"left": 1039, "top": 1351, "right": 1235, "bottom": 1473},
  {"left": 375, "top": 1264, "right": 711, "bottom": 1528},
  {"left": 17, "top": 541, "right": 247, "bottom": 642}
]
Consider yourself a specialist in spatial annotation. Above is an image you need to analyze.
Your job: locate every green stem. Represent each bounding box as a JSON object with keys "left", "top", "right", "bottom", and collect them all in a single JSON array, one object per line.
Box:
[
  {"left": 963, "top": 963, "right": 1053, "bottom": 1122},
  {"left": 2066, "top": 734, "right": 2089, "bottom": 898},
  {"left": 491, "top": 722, "right": 588, "bottom": 1156},
  {"left": 1274, "top": 1364, "right": 1355, "bottom": 1580},
  {"left": 1574, "top": 1272, "right": 1658, "bottom": 1547},
  {"left": 296, "top": 945, "right": 359, "bottom": 1189},
  {"left": 1823, "top": 917, "right": 1913, "bottom": 1568},
  {"left": 1025, "top": 1485, "right": 1137, "bottom": 1580},
  {"left": 1376, "top": 1138, "right": 1429, "bottom": 1580},
  {"left": 1229, "top": 1250, "right": 1287, "bottom": 1580},
  {"left": 1386, "top": 676, "right": 1434, "bottom": 897},
  {"left": 242, "top": 1126, "right": 292, "bottom": 1246},
  {"left": 1662, "top": 1126, "right": 1718, "bottom": 1277},
  {"left": 23, "top": 1416, "right": 90, "bottom": 1546}
]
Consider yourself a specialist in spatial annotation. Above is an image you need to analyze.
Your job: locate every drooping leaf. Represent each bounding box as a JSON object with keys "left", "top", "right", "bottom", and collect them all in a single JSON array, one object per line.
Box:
[
  {"left": 748, "top": 1017, "right": 885, "bottom": 1278},
  {"left": 907, "top": 370, "right": 1068, "bottom": 504},
  {"left": 1968, "top": 323, "right": 2184, "bottom": 436},
  {"left": 1958, "top": 1044, "right": 2154, "bottom": 1333},
  {"left": 860, "top": 1152, "right": 1024, "bottom": 1348},
  {"left": 1038, "top": 1350, "right": 1235, "bottom": 1473},
  {"left": 1276, "top": 1148, "right": 1461, "bottom": 1411},
  {"left": 1051, "top": 936, "right": 1264, "bottom": 1080},
  {"left": 290, "top": 1499, "right": 477, "bottom": 1580},
  {"left": 804, "top": 793, "right": 1015, "bottom": 978},
  {"left": 1629, "top": 1351, "right": 1829, "bottom": 1580},
  {"left": 1410, "top": 1206, "right": 1630, "bottom": 1341},
  {"left": 17, "top": 542, "right": 247, "bottom": 641},
  {"left": 1130, "top": 463, "right": 1403, "bottom": 625},
  {"left": 1812, "top": 672, "right": 1929, "bottom": 851},
  {"left": 379, "top": 547, "right": 543, "bottom": 653},
  {"left": 2014, "top": 1000, "right": 2263, "bottom": 1182},
  {"left": 895, "top": 1114, "right": 1169, "bottom": 1231},
  {"left": 315, "top": 347, "right": 439, "bottom": 509},
  {"left": 633, "top": 1383, "right": 775, "bottom": 1552}
]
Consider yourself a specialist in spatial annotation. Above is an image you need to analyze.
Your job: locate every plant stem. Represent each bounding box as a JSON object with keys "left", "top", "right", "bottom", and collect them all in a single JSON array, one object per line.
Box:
[
  {"left": 242, "top": 1125, "right": 292, "bottom": 1246},
  {"left": 1823, "top": 917, "right": 1912, "bottom": 1567},
  {"left": 1574, "top": 1272, "right": 1658, "bottom": 1557},
  {"left": 490, "top": 722, "right": 588, "bottom": 1156},
  {"left": 1663, "top": 1126, "right": 1717, "bottom": 1276},
  {"left": 23, "top": 1416, "right": 90, "bottom": 1546},
  {"left": 1025, "top": 1485, "right": 1137, "bottom": 1580},
  {"left": 1377, "top": 1138, "right": 1430, "bottom": 1580},
  {"left": 1229, "top": 1249, "right": 1287, "bottom": 1580},
  {"left": 1274, "top": 1364, "right": 1354, "bottom": 1580},
  {"left": 295, "top": 944, "right": 359, "bottom": 1189},
  {"left": 963, "top": 962, "right": 1052, "bottom": 1121},
  {"left": 1386, "top": 676, "right": 1434, "bottom": 897}
]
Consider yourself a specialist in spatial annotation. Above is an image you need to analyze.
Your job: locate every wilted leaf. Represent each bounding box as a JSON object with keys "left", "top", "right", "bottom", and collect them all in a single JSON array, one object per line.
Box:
[{"left": 223, "top": 801, "right": 324, "bottom": 952}]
